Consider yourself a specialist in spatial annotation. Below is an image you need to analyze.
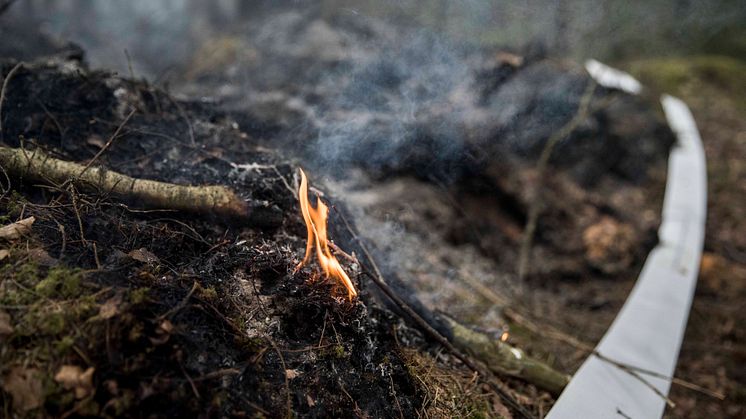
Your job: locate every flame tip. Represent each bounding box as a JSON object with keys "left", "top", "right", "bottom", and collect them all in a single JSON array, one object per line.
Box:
[{"left": 295, "top": 169, "right": 358, "bottom": 301}]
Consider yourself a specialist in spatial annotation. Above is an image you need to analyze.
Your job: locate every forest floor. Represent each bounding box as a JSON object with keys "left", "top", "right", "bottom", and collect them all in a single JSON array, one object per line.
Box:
[
  {"left": 0, "top": 9, "right": 743, "bottom": 419},
  {"left": 628, "top": 55, "right": 746, "bottom": 418}
]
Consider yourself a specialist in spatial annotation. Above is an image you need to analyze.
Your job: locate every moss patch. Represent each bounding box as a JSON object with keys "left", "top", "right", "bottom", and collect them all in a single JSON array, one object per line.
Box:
[
  {"left": 34, "top": 267, "right": 83, "bottom": 298},
  {"left": 626, "top": 55, "right": 746, "bottom": 111}
]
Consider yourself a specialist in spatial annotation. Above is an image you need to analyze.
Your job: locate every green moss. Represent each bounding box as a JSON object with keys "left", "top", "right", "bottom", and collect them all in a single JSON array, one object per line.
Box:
[
  {"left": 331, "top": 344, "right": 346, "bottom": 359},
  {"left": 15, "top": 262, "right": 40, "bottom": 285},
  {"left": 0, "top": 263, "right": 41, "bottom": 305},
  {"left": 198, "top": 286, "right": 218, "bottom": 301},
  {"left": 4, "top": 191, "right": 28, "bottom": 217},
  {"left": 105, "top": 390, "right": 136, "bottom": 416},
  {"left": 73, "top": 295, "right": 97, "bottom": 319},
  {"left": 54, "top": 335, "right": 75, "bottom": 354},
  {"left": 128, "top": 322, "right": 144, "bottom": 342},
  {"left": 211, "top": 389, "right": 229, "bottom": 408},
  {"left": 26, "top": 309, "right": 66, "bottom": 335},
  {"left": 129, "top": 287, "right": 150, "bottom": 305},
  {"left": 35, "top": 267, "right": 83, "bottom": 298}
]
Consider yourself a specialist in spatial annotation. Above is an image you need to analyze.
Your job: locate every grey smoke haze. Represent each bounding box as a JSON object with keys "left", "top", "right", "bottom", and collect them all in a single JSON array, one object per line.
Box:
[
  {"left": 2, "top": 0, "right": 696, "bottom": 182},
  {"left": 5, "top": 0, "right": 743, "bottom": 78}
]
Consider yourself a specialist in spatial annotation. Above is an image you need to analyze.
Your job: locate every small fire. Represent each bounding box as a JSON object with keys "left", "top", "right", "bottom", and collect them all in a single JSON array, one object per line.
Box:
[{"left": 295, "top": 168, "right": 358, "bottom": 300}]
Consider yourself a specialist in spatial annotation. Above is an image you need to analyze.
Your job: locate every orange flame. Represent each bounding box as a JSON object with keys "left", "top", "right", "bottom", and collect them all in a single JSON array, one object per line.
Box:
[{"left": 295, "top": 168, "right": 358, "bottom": 300}]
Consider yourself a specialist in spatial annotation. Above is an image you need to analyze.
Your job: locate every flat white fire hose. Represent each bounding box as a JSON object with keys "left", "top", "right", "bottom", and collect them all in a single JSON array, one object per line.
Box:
[{"left": 546, "top": 63, "right": 707, "bottom": 418}]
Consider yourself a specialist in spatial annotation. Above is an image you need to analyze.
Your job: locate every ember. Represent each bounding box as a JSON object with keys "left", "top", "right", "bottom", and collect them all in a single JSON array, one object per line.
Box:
[{"left": 295, "top": 169, "right": 357, "bottom": 300}]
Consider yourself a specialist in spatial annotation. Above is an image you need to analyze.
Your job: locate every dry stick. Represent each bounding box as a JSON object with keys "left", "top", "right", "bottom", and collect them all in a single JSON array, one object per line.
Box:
[
  {"left": 154, "top": 86, "right": 196, "bottom": 146},
  {"left": 462, "top": 279, "right": 725, "bottom": 401},
  {"left": 266, "top": 336, "right": 292, "bottom": 419},
  {"left": 517, "top": 80, "right": 597, "bottom": 285},
  {"left": 0, "top": 62, "right": 24, "bottom": 142},
  {"left": 359, "top": 272, "right": 532, "bottom": 418},
  {"left": 79, "top": 108, "right": 136, "bottom": 177},
  {"left": 158, "top": 281, "right": 199, "bottom": 321},
  {"left": 0, "top": 146, "right": 252, "bottom": 221},
  {"left": 334, "top": 211, "right": 533, "bottom": 419},
  {"left": 442, "top": 315, "right": 570, "bottom": 396}
]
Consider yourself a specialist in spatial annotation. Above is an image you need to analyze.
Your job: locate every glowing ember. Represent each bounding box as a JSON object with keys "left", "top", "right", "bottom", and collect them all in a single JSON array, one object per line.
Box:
[{"left": 295, "top": 168, "right": 358, "bottom": 300}]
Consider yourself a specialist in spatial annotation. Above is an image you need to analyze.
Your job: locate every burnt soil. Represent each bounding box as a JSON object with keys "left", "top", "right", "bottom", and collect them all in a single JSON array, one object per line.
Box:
[{"left": 0, "top": 54, "right": 420, "bottom": 418}]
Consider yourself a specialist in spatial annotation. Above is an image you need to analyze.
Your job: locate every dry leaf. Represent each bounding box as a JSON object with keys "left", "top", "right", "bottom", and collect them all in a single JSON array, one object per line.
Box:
[
  {"left": 1, "top": 366, "right": 44, "bottom": 411},
  {"left": 158, "top": 319, "right": 174, "bottom": 334},
  {"left": 0, "top": 216, "right": 35, "bottom": 240},
  {"left": 0, "top": 309, "right": 14, "bottom": 336},
  {"left": 150, "top": 319, "right": 174, "bottom": 345},
  {"left": 86, "top": 135, "right": 106, "bottom": 149},
  {"left": 128, "top": 248, "right": 159, "bottom": 264},
  {"left": 98, "top": 295, "right": 122, "bottom": 320},
  {"left": 0, "top": 249, "right": 9, "bottom": 260},
  {"left": 54, "top": 365, "right": 95, "bottom": 399},
  {"left": 285, "top": 369, "right": 301, "bottom": 380}
]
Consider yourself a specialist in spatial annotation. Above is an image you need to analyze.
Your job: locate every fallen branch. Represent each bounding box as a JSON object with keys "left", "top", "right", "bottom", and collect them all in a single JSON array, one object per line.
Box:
[
  {"left": 457, "top": 272, "right": 725, "bottom": 400},
  {"left": 0, "top": 216, "right": 34, "bottom": 240},
  {"left": 0, "top": 146, "right": 281, "bottom": 226},
  {"left": 442, "top": 316, "right": 570, "bottom": 396}
]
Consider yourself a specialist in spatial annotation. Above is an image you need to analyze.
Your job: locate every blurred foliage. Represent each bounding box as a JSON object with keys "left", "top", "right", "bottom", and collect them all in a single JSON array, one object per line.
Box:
[
  {"left": 321, "top": 0, "right": 746, "bottom": 61},
  {"left": 627, "top": 55, "right": 746, "bottom": 110}
]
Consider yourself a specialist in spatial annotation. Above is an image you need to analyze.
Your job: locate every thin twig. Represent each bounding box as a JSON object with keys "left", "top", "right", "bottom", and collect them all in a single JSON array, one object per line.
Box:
[
  {"left": 266, "top": 336, "right": 292, "bottom": 419},
  {"left": 517, "top": 80, "right": 597, "bottom": 284},
  {"left": 79, "top": 108, "right": 136, "bottom": 177},
  {"left": 158, "top": 281, "right": 199, "bottom": 321},
  {"left": 192, "top": 368, "right": 241, "bottom": 382},
  {"left": 179, "top": 361, "right": 201, "bottom": 399}
]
